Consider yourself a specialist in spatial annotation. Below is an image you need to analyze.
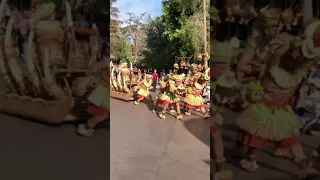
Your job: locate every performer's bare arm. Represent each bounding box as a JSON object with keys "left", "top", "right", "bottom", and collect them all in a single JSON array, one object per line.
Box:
[{"left": 236, "top": 43, "right": 255, "bottom": 76}]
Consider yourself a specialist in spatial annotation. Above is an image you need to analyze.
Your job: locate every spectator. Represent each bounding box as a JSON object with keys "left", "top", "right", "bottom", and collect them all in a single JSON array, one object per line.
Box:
[
  {"left": 152, "top": 70, "right": 159, "bottom": 90},
  {"left": 161, "top": 69, "right": 166, "bottom": 79},
  {"left": 202, "top": 83, "right": 210, "bottom": 104}
]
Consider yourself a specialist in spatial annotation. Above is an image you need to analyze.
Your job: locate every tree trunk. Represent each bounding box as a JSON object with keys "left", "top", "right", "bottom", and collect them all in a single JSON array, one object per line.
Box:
[{"left": 203, "top": 0, "right": 208, "bottom": 69}]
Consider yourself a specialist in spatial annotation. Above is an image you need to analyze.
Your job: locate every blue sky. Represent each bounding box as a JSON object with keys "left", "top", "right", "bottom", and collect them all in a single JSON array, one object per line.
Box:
[{"left": 114, "top": 0, "right": 163, "bottom": 24}]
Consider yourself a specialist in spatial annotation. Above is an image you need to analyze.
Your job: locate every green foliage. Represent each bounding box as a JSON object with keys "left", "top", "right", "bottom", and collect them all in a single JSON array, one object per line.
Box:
[
  {"left": 111, "top": 35, "right": 133, "bottom": 62},
  {"left": 141, "top": 17, "right": 173, "bottom": 69},
  {"left": 141, "top": 0, "right": 209, "bottom": 69},
  {"left": 120, "top": 36, "right": 133, "bottom": 61}
]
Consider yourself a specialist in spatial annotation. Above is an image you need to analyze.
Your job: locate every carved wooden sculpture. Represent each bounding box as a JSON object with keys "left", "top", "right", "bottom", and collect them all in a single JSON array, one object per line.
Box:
[{"left": 0, "top": 1, "right": 104, "bottom": 124}]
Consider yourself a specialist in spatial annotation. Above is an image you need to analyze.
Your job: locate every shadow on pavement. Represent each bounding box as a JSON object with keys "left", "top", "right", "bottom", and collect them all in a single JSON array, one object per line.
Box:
[{"left": 183, "top": 118, "right": 210, "bottom": 147}]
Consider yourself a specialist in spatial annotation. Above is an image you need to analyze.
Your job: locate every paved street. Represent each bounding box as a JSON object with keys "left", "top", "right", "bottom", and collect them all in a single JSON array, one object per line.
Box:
[
  {"left": 0, "top": 80, "right": 111, "bottom": 180},
  {"left": 110, "top": 98, "right": 210, "bottom": 180},
  {"left": 219, "top": 109, "right": 320, "bottom": 180},
  {"left": 0, "top": 91, "right": 318, "bottom": 180},
  {"left": 0, "top": 114, "right": 109, "bottom": 180}
]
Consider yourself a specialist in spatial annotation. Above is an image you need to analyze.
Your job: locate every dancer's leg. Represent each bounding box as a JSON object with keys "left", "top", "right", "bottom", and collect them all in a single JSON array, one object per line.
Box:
[
  {"left": 200, "top": 106, "right": 210, "bottom": 118},
  {"left": 175, "top": 103, "right": 183, "bottom": 120},
  {"left": 159, "top": 103, "right": 169, "bottom": 119},
  {"left": 240, "top": 147, "right": 260, "bottom": 172},
  {"left": 134, "top": 97, "right": 144, "bottom": 105},
  {"left": 212, "top": 127, "right": 233, "bottom": 180},
  {"left": 78, "top": 108, "right": 109, "bottom": 137},
  {"left": 290, "top": 143, "right": 319, "bottom": 179}
]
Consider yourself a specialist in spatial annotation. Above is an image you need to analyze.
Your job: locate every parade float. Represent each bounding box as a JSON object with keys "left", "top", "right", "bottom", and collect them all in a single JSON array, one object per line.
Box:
[
  {"left": 110, "top": 61, "right": 141, "bottom": 101},
  {"left": 0, "top": 0, "right": 104, "bottom": 124}
]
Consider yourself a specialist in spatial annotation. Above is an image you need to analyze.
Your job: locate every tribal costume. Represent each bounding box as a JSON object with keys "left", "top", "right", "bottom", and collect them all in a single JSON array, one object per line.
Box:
[
  {"left": 134, "top": 74, "right": 153, "bottom": 105},
  {"left": 232, "top": 9, "right": 320, "bottom": 178},
  {"left": 183, "top": 64, "right": 210, "bottom": 118},
  {"left": 236, "top": 50, "right": 318, "bottom": 178},
  {"left": 184, "top": 82, "right": 209, "bottom": 118},
  {"left": 153, "top": 75, "right": 184, "bottom": 120},
  {"left": 211, "top": 72, "right": 238, "bottom": 180}
]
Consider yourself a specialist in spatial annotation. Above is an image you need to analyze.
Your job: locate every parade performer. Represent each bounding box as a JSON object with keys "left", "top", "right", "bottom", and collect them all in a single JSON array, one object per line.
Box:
[
  {"left": 274, "top": 18, "right": 320, "bottom": 162},
  {"left": 184, "top": 64, "right": 202, "bottom": 87},
  {"left": 236, "top": 8, "right": 282, "bottom": 79},
  {"left": 211, "top": 72, "right": 238, "bottom": 180},
  {"left": 153, "top": 75, "right": 184, "bottom": 120},
  {"left": 295, "top": 19, "right": 320, "bottom": 168},
  {"left": 184, "top": 82, "right": 209, "bottom": 118},
  {"left": 211, "top": 40, "right": 232, "bottom": 80},
  {"left": 117, "top": 62, "right": 131, "bottom": 93},
  {"left": 211, "top": 107, "right": 234, "bottom": 180},
  {"left": 298, "top": 71, "right": 320, "bottom": 136},
  {"left": 169, "top": 73, "right": 184, "bottom": 113},
  {"left": 78, "top": 66, "right": 110, "bottom": 137},
  {"left": 168, "top": 63, "right": 182, "bottom": 112},
  {"left": 236, "top": 49, "right": 318, "bottom": 178},
  {"left": 173, "top": 63, "right": 179, "bottom": 75},
  {"left": 214, "top": 72, "right": 239, "bottom": 106},
  {"left": 134, "top": 74, "right": 153, "bottom": 105}
]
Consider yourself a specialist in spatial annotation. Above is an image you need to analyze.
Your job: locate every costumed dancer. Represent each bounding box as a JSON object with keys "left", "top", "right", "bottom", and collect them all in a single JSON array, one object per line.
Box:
[
  {"left": 273, "top": 18, "right": 320, "bottom": 164},
  {"left": 236, "top": 8, "right": 282, "bottom": 79},
  {"left": 170, "top": 75, "right": 185, "bottom": 120},
  {"left": 211, "top": 108, "right": 233, "bottom": 180},
  {"left": 173, "top": 63, "right": 179, "bottom": 75},
  {"left": 214, "top": 72, "right": 239, "bottom": 109},
  {"left": 211, "top": 40, "right": 232, "bottom": 80},
  {"left": 153, "top": 75, "right": 184, "bottom": 120},
  {"left": 184, "top": 64, "right": 202, "bottom": 87},
  {"left": 297, "top": 19, "right": 320, "bottom": 167},
  {"left": 236, "top": 46, "right": 318, "bottom": 178},
  {"left": 78, "top": 66, "right": 110, "bottom": 137},
  {"left": 297, "top": 71, "right": 320, "bottom": 136},
  {"left": 184, "top": 82, "right": 209, "bottom": 118},
  {"left": 169, "top": 63, "right": 181, "bottom": 112},
  {"left": 211, "top": 72, "right": 238, "bottom": 180},
  {"left": 134, "top": 74, "right": 153, "bottom": 105}
]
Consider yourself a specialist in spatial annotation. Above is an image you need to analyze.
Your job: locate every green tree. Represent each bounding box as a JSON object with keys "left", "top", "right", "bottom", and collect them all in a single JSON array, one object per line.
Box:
[
  {"left": 122, "top": 12, "right": 149, "bottom": 64},
  {"left": 141, "top": 17, "right": 172, "bottom": 69},
  {"left": 141, "top": 0, "right": 209, "bottom": 69},
  {"left": 119, "top": 36, "right": 133, "bottom": 62},
  {"left": 111, "top": 34, "right": 133, "bottom": 61},
  {"left": 161, "top": 0, "right": 209, "bottom": 57}
]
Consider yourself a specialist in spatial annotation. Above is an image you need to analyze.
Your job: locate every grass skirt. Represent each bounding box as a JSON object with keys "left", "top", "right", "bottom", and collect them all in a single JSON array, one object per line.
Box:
[
  {"left": 137, "top": 88, "right": 150, "bottom": 97},
  {"left": 159, "top": 93, "right": 170, "bottom": 101},
  {"left": 236, "top": 103, "right": 302, "bottom": 141},
  {"left": 184, "top": 94, "right": 204, "bottom": 107}
]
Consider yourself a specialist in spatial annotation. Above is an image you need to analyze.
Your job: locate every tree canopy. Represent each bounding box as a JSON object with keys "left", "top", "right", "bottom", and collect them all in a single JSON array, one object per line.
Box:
[
  {"left": 110, "top": 0, "right": 132, "bottom": 62},
  {"left": 109, "top": 0, "right": 209, "bottom": 69},
  {"left": 141, "top": 0, "right": 209, "bottom": 70}
]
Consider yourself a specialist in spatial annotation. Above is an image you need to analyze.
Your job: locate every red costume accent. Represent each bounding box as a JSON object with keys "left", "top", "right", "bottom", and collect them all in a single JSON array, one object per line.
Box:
[
  {"left": 184, "top": 103, "right": 204, "bottom": 109},
  {"left": 236, "top": 130, "right": 301, "bottom": 148},
  {"left": 138, "top": 94, "right": 152, "bottom": 99},
  {"left": 156, "top": 99, "right": 170, "bottom": 105},
  {"left": 88, "top": 105, "right": 108, "bottom": 116}
]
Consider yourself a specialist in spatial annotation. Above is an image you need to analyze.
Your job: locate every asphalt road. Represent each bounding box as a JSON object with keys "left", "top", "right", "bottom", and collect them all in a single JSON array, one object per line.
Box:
[
  {"left": 110, "top": 98, "right": 210, "bottom": 180},
  {"left": 0, "top": 79, "right": 110, "bottom": 180},
  {"left": 218, "top": 109, "right": 320, "bottom": 180},
  {"left": 0, "top": 114, "right": 110, "bottom": 180},
  {"left": 1, "top": 77, "right": 318, "bottom": 180}
]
